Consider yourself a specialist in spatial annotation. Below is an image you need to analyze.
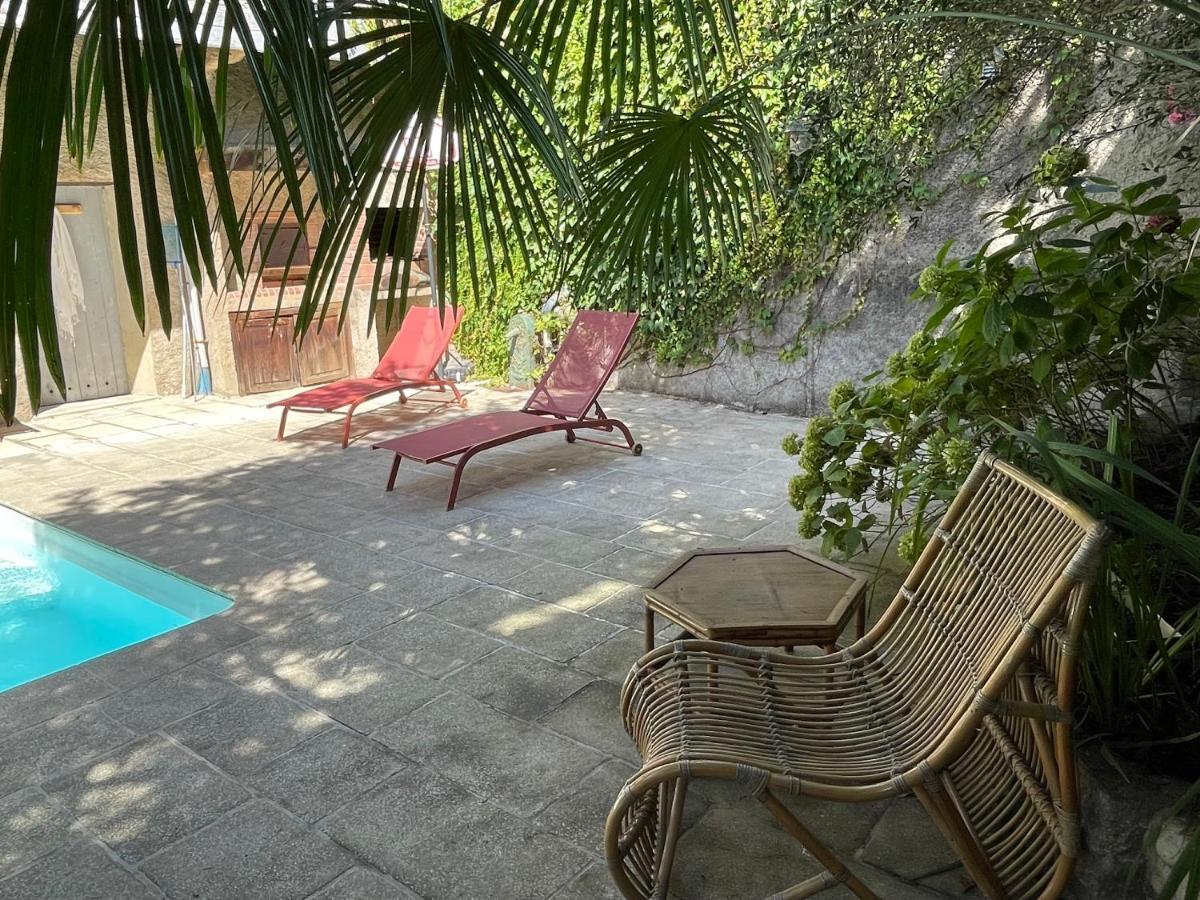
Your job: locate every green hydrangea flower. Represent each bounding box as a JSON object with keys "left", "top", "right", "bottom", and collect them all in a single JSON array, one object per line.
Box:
[
  {"left": 1033, "top": 145, "right": 1089, "bottom": 188},
  {"left": 942, "top": 436, "right": 976, "bottom": 477},
  {"left": 788, "top": 470, "right": 821, "bottom": 509},
  {"left": 799, "top": 416, "right": 837, "bottom": 471},
  {"left": 781, "top": 432, "right": 802, "bottom": 456},
  {"left": 897, "top": 529, "right": 928, "bottom": 564},
  {"left": 983, "top": 259, "right": 1016, "bottom": 292},
  {"left": 827, "top": 380, "right": 856, "bottom": 412},
  {"left": 798, "top": 507, "right": 823, "bottom": 540},
  {"left": 918, "top": 264, "right": 955, "bottom": 295}
]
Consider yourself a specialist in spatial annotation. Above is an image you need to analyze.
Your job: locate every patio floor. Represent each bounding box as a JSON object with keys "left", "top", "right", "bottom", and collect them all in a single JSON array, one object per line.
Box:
[{"left": 0, "top": 387, "right": 969, "bottom": 899}]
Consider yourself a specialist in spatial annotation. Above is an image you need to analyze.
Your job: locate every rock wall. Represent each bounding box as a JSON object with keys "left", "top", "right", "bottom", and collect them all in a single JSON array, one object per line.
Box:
[{"left": 621, "top": 81, "right": 1199, "bottom": 417}]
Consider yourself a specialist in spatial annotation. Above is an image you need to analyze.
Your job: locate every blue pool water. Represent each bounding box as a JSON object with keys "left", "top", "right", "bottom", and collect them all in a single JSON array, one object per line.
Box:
[{"left": 0, "top": 505, "right": 232, "bottom": 692}]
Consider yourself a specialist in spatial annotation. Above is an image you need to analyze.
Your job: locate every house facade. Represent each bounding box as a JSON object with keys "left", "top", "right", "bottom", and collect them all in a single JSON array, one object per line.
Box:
[{"left": 6, "top": 30, "right": 433, "bottom": 424}]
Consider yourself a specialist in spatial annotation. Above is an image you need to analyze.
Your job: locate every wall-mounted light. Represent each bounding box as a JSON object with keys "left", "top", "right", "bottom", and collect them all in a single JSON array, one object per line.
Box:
[
  {"left": 785, "top": 116, "right": 815, "bottom": 156},
  {"left": 981, "top": 46, "right": 1005, "bottom": 85}
]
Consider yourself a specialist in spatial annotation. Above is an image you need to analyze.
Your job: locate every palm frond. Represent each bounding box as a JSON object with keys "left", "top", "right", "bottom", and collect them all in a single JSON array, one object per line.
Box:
[
  {"left": 0, "top": 0, "right": 355, "bottom": 422},
  {"left": 269, "top": 0, "right": 579, "bottom": 337},
  {"left": 577, "top": 86, "right": 772, "bottom": 298}
]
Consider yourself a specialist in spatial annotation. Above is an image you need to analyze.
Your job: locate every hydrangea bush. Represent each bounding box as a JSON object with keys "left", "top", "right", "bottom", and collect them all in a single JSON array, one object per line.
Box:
[{"left": 782, "top": 156, "right": 1200, "bottom": 741}]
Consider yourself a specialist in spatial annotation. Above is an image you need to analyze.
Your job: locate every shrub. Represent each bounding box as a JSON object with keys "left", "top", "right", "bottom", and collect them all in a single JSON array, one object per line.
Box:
[{"left": 783, "top": 173, "right": 1200, "bottom": 745}]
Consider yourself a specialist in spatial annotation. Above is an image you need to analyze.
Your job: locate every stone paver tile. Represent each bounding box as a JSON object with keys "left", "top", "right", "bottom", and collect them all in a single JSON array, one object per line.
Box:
[
  {"left": 400, "top": 808, "right": 592, "bottom": 900},
  {"left": 372, "top": 694, "right": 606, "bottom": 817},
  {"left": 491, "top": 524, "right": 618, "bottom": 567},
  {"left": 241, "top": 645, "right": 441, "bottom": 735},
  {"left": 534, "top": 760, "right": 636, "bottom": 854},
  {"left": 319, "top": 764, "right": 488, "bottom": 871},
  {"left": 0, "top": 709, "right": 134, "bottom": 799},
  {"left": 265, "top": 593, "right": 415, "bottom": 647},
  {"left": 829, "top": 863, "right": 950, "bottom": 899},
  {"left": 538, "top": 681, "right": 636, "bottom": 763},
  {"left": 444, "top": 647, "right": 593, "bottom": 720},
  {"left": 280, "top": 541, "right": 418, "bottom": 592},
  {"left": 557, "top": 509, "right": 647, "bottom": 541},
  {"left": 43, "top": 735, "right": 248, "bottom": 863},
  {"left": 549, "top": 862, "right": 624, "bottom": 900},
  {"left": 501, "top": 562, "right": 627, "bottom": 613},
  {"left": 0, "top": 669, "right": 114, "bottom": 737},
  {"left": 338, "top": 517, "right": 440, "bottom": 557},
  {"left": 614, "top": 521, "right": 716, "bottom": 555},
  {"left": 361, "top": 565, "right": 480, "bottom": 613},
  {"left": 859, "top": 797, "right": 959, "bottom": 881},
  {"left": 586, "top": 586, "right": 649, "bottom": 629},
  {"left": 570, "top": 630, "right": 643, "bottom": 684},
  {"left": 656, "top": 503, "right": 771, "bottom": 540},
  {"left": 585, "top": 547, "right": 674, "bottom": 586},
  {"left": 0, "top": 840, "right": 161, "bottom": 900},
  {"left": 84, "top": 617, "right": 258, "bottom": 690},
  {"left": 98, "top": 666, "right": 238, "bottom": 733},
  {"left": 165, "top": 689, "right": 335, "bottom": 776},
  {"left": 265, "top": 499, "right": 380, "bottom": 536},
  {"left": 0, "top": 788, "right": 76, "bottom": 880},
  {"left": 248, "top": 730, "right": 404, "bottom": 823},
  {"left": 140, "top": 800, "right": 352, "bottom": 900},
  {"left": 306, "top": 867, "right": 421, "bottom": 900},
  {"left": 399, "top": 536, "right": 539, "bottom": 582},
  {"left": 556, "top": 483, "right": 668, "bottom": 519},
  {"left": 431, "top": 586, "right": 620, "bottom": 663},
  {"left": 668, "top": 804, "right": 823, "bottom": 899},
  {"left": 660, "top": 480, "right": 781, "bottom": 513},
  {"left": 327, "top": 764, "right": 593, "bottom": 900},
  {"left": 356, "top": 613, "right": 502, "bottom": 679}
]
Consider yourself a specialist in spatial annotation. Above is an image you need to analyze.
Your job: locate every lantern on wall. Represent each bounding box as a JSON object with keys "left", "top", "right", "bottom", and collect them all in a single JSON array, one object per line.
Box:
[{"left": 785, "top": 117, "right": 815, "bottom": 156}]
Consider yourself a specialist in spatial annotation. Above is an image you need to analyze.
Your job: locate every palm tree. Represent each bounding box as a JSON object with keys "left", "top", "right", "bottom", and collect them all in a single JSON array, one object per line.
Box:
[{"left": 0, "top": 0, "right": 1197, "bottom": 423}]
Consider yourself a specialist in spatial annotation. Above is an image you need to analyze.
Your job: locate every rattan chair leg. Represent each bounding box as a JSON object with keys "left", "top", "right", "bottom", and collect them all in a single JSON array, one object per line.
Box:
[
  {"left": 652, "top": 777, "right": 689, "bottom": 895},
  {"left": 758, "top": 790, "right": 879, "bottom": 900},
  {"left": 913, "top": 779, "right": 1006, "bottom": 899}
]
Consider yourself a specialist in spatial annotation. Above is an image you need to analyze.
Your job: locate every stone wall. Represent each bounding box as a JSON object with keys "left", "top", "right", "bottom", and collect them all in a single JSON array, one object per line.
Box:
[{"left": 621, "top": 81, "right": 1199, "bottom": 416}]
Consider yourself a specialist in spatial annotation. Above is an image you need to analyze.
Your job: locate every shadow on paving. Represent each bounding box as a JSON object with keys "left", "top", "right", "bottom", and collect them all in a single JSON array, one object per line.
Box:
[{"left": 0, "top": 391, "right": 956, "bottom": 899}]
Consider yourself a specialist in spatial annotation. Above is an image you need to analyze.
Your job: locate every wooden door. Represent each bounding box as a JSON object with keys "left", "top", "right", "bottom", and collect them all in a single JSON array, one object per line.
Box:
[
  {"left": 41, "top": 187, "right": 129, "bottom": 406},
  {"left": 296, "top": 320, "right": 352, "bottom": 386},
  {"left": 229, "top": 313, "right": 298, "bottom": 394}
]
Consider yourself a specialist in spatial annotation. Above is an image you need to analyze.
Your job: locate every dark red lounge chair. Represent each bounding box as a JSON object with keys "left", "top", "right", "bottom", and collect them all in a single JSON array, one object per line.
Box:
[
  {"left": 269, "top": 305, "right": 466, "bottom": 447},
  {"left": 373, "top": 310, "right": 642, "bottom": 510}
]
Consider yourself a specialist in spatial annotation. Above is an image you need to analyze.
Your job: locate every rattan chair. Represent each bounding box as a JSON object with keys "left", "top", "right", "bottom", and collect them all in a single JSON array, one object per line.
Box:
[{"left": 605, "top": 453, "right": 1109, "bottom": 900}]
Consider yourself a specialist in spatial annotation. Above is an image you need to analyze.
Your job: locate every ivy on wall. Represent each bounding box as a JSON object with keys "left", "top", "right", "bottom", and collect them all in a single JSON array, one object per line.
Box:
[{"left": 451, "top": 1, "right": 1200, "bottom": 379}]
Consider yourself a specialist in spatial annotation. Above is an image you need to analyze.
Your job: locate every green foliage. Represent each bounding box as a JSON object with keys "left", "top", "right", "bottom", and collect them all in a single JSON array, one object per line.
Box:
[
  {"left": 783, "top": 173, "right": 1200, "bottom": 744},
  {"left": 454, "top": 256, "right": 545, "bottom": 382}
]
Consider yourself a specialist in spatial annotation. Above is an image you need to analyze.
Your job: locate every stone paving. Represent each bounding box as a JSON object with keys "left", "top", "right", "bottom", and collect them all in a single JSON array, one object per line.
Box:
[{"left": 0, "top": 387, "right": 972, "bottom": 899}]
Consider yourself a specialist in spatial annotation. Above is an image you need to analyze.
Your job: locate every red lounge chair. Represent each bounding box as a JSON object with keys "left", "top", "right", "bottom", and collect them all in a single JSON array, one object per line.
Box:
[
  {"left": 269, "top": 305, "right": 466, "bottom": 447},
  {"left": 373, "top": 310, "right": 642, "bottom": 510}
]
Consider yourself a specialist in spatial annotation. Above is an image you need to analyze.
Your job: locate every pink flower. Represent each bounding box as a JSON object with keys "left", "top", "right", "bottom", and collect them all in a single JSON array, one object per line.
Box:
[
  {"left": 1146, "top": 214, "right": 1181, "bottom": 234},
  {"left": 1168, "top": 107, "right": 1197, "bottom": 126}
]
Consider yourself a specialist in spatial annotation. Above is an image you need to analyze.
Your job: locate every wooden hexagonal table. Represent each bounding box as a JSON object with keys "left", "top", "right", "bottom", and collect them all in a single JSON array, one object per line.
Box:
[{"left": 642, "top": 546, "right": 869, "bottom": 654}]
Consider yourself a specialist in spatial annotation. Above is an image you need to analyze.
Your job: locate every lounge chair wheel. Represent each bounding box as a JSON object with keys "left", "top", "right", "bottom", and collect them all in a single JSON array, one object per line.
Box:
[
  {"left": 459, "top": 398, "right": 469, "bottom": 409},
  {"left": 566, "top": 432, "right": 577, "bottom": 443},
  {"left": 633, "top": 443, "right": 643, "bottom": 456}
]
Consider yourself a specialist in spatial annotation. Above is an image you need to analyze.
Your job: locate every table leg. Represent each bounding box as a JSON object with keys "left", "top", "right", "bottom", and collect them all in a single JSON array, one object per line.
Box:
[
  {"left": 856, "top": 598, "right": 868, "bottom": 639},
  {"left": 644, "top": 606, "right": 655, "bottom": 654}
]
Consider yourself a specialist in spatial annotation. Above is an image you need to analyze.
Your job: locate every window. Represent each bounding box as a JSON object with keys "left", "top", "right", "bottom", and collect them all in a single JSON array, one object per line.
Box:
[
  {"left": 366, "top": 206, "right": 422, "bottom": 261},
  {"left": 257, "top": 222, "right": 311, "bottom": 269}
]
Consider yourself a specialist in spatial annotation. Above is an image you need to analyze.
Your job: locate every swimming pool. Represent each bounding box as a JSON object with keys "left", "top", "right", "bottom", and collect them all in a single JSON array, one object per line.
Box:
[{"left": 0, "top": 504, "right": 232, "bottom": 692}]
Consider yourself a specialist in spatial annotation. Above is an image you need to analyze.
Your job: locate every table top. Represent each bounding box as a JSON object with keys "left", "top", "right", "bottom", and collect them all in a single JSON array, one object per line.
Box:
[{"left": 643, "top": 545, "right": 869, "bottom": 644}]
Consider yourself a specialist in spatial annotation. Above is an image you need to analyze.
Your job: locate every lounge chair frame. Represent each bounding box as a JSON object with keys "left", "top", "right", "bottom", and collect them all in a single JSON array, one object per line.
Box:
[
  {"left": 376, "top": 310, "right": 641, "bottom": 510},
  {"left": 383, "top": 398, "right": 642, "bottom": 511},
  {"left": 269, "top": 305, "right": 466, "bottom": 448},
  {"left": 605, "top": 453, "right": 1109, "bottom": 900},
  {"left": 274, "top": 378, "right": 466, "bottom": 449}
]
